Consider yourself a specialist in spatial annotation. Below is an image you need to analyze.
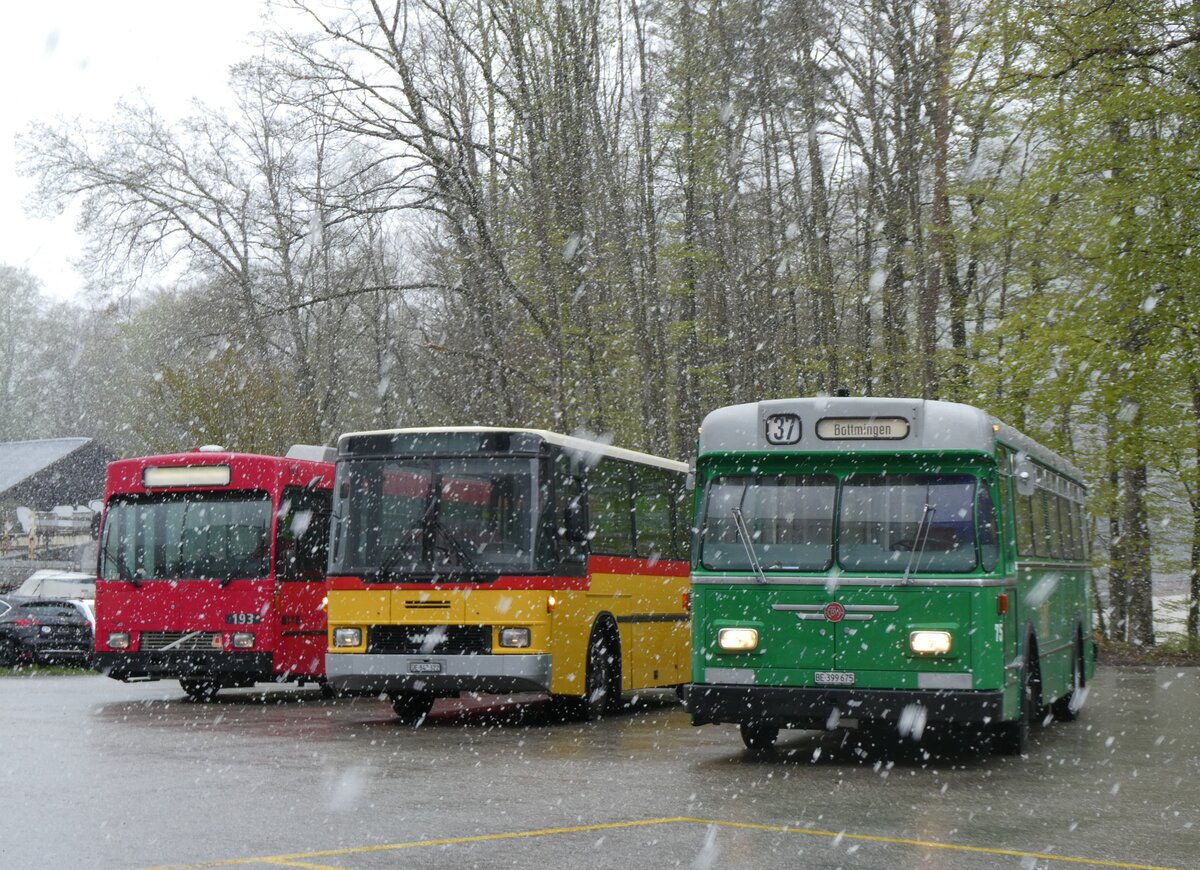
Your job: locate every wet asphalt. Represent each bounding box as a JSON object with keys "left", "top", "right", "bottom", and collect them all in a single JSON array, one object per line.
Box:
[{"left": 0, "top": 666, "right": 1196, "bottom": 869}]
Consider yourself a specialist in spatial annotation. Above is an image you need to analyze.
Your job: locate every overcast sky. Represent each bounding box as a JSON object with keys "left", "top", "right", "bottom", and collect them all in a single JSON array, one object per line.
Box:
[{"left": 0, "top": 1, "right": 272, "bottom": 301}]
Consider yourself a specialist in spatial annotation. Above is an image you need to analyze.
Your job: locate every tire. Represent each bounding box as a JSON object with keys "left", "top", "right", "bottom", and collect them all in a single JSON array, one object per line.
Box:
[
  {"left": 740, "top": 722, "right": 779, "bottom": 751},
  {"left": 582, "top": 625, "right": 620, "bottom": 721},
  {"left": 390, "top": 691, "right": 436, "bottom": 725},
  {"left": 0, "top": 638, "right": 20, "bottom": 667},
  {"left": 179, "top": 678, "right": 221, "bottom": 703},
  {"left": 995, "top": 652, "right": 1037, "bottom": 755},
  {"left": 1051, "top": 635, "right": 1084, "bottom": 722},
  {"left": 319, "top": 679, "right": 338, "bottom": 700}
]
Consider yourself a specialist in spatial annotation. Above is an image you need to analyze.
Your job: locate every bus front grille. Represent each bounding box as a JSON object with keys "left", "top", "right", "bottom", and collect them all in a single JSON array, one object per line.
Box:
[
  {"left": 367, "top": 625, "right": 492, "bottom": 655},
  {"left": 139, "top": 631, "right": 222, "bottom": 651}
]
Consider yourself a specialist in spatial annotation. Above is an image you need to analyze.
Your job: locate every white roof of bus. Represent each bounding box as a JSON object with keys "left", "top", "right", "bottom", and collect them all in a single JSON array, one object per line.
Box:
[
  {"left": 698, "top": 397, "right": 1085, "bottom": 484},
  {"left": 337, "top": 427, "right": 687, "bottom": 472}
]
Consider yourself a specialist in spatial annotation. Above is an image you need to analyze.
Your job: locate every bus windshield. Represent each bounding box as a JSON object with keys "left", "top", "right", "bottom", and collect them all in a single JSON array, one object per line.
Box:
[
  {"left": 332, "top": 457, "right": 538, "bottom": 578},
  {"left": 100, "top": 492, "right": 273, "bottom": 582},
  {"left": 699, "top": 474, "right": 836, "bottom": 571},
  {"left": 839, "top": 473, "right": 979, "bottom": 572},
  {"left": 699, "top": 472, "right": 992, "bottom": 574}
]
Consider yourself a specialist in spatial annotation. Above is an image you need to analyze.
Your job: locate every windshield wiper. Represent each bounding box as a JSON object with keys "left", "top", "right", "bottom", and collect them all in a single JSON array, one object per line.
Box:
[
  {"left": 100, "top": 544, "right": 140, "bottom": 587},
  {"left": 902, "top": 503, "right": 936, "bottom": 585},
  {"left": 731, "top": 507, "right": 767, "bottom": 584},
  {"left": 427, "top": 517, "right": 476, "bottom": 569},
  {"left": 372, "top": 539, "right": 420, "bottom": 579}
]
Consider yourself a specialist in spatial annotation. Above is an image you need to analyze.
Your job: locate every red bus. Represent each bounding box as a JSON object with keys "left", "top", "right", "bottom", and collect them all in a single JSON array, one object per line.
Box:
[{"left": 93, "top": 445, "right": 335, "bottom": 701}]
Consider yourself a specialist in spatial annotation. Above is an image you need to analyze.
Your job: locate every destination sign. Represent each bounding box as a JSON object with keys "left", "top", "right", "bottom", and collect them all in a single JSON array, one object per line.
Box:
[
  {"left": 815, "top": 417, "right": 909, "bottom": 440},
  {"left": 143, "top": 465, "right": 232, "bottom": 487}
]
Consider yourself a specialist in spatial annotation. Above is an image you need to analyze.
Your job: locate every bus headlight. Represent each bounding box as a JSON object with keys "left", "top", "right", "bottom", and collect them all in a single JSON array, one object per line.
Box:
[
  {"left": 107, "top": 632, "right": 131, "bottom": 650},
  {"left": 910, "top": 630, "right": 952, "bottom": 655},
  {"left": 333, "top": 627, "right": 363, "bottom": 648},
  {"left": 231, "top": 632, "right": 255, "bottom": 649},
  {"left": 499, "top": 627, "right": 531, "bottom": 648},
  {"left": 717, "top": 627, "right": 759, "bottom": 652}
]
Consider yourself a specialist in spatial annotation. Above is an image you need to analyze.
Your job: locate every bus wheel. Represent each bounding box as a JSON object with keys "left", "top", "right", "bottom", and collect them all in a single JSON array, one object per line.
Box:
[
  {"left": 318, "top": 679, "right": 339, "bottom": 700},
  {"left": 180, "top": 679, "right": 220, "bottom": 703},
  {"left": 740, "top": 722, "right": 779, "bottom": 751},
  {"left": 390, "top": 692, "right": 435, "bottom": 725},
  {"left": 583, "top": 627, "right": 619, "bottom": 721},
  {"left": 1051, "top": 635, "right": 1084, "bottom": 722},
  {"left": 995, "top": 655, "right": 1037, "bottom": 755}
]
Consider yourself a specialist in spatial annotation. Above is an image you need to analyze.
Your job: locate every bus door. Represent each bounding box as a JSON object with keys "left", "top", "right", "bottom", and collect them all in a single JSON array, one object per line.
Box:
[
  {"left": 274, "top": 485, "right": 333, "bottom": 677},
  {"left": 831, "top": 473, "right": 979, "bottom": 680},
  {"left": 698, "top": 472, "right": 839, "bottom": 683}
]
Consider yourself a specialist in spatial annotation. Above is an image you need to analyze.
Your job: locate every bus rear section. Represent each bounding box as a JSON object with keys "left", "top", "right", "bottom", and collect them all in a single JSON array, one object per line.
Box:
[
  {"left": 684, "top": 397, "right": 1093, "bottom": 753},
  {"left": 323, "top": 428, "right": 690, "bottom": 722},
  {"left": 93, "top": 446, "right": 335, "bottom": 701}
]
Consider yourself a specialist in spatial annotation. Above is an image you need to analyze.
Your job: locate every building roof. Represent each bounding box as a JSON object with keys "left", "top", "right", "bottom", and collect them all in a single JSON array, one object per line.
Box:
[{"left": 0, "top": 438, "right": 116, "bottom": 509}]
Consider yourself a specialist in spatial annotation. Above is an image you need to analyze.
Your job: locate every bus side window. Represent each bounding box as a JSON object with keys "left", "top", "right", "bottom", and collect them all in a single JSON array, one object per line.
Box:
[
  {"left": 1013, "top": 489, "right": 1035, "bottom": 557},
  {"left": 587, "top": 459, "right": 634, "bottom": 557},
  {"left": 276, "top": 486, "right": 332, "bottom": 581},
  {"left": 977, "top": 483, "right": 999, "bottom": 572},
  {"left": 633, "top": 465, "right": 673, "bottom": 560},
  {"left": 550, "top": 454, "right": 587, "bottom": 565},
  {"left": 671, "top": 477, "right": 692, "bottom": 562}
]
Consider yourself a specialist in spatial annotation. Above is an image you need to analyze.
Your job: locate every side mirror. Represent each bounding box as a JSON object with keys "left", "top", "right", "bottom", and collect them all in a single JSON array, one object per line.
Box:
[
  {"left": 564, "top": 500, "right": 588, "bottom": 545},
  {"left": 1015, "top": 455, "right": 1036, "bottom": 497}
]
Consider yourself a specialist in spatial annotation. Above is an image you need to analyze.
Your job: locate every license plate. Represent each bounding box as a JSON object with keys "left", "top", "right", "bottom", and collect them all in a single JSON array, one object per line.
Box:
[
  {"left": 408, "top": 661, "right": 443, "bottom": 674},
  {"left": 814, "top": 671, "right": 855, "bottom": 686}
]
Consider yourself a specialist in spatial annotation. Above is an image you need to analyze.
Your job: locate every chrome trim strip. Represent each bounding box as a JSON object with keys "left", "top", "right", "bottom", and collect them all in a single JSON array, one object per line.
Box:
[
  {"left": 693, "top": 575, "right": 1017, "bottom": 588},
  {"left": 917, "top": 672, "right": 973, "bottom": 690},
  {"left": 325, "top": 652, "right": 552, "bottom": 694},
  {"left": 771, "top": 604, "right": 824, "bottom": 612},
  {"left": 842, "top": 614, "right": 872, "bottom": 621},
  {"left": 844, "top": 604, "right": 899, "bottom": 612},
  {"left": 1016, "top": 561, "right": 1089, "bottom": 570},
  {"left": 795, "top": 614, "right": 827, "bottom": 621},
  {"left": 704, "top": 667, "right": 756, "bottom": 685}
]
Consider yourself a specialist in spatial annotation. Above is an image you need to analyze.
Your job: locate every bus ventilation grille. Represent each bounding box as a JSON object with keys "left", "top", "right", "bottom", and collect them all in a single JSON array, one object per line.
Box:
[
  {"left": 139, "top": 631, "right": 221, "bottom": 651},
  {"left": 367, "top": 625, "right": 491, "bottom": 655}
]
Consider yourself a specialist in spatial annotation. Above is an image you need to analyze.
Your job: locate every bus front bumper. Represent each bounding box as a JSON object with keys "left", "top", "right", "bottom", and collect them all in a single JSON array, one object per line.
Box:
[
  {"left": 94, "top": 651, "right": 274, "bottom": 683},
  {"left": 325, "top": 653, "right": 553, "bottom": 696},
  {"left": 683, "top": 683, "right": 1004, "bottom": 729}
]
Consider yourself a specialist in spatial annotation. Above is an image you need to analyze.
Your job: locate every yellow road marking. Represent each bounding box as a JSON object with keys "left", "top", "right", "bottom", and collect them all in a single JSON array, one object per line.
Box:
[
  {"left": 144, "top": 816, "right": 1181, "bottom": 870},
  {"left": 680, "top": 818, "right": 1180, "bottom": 870}
]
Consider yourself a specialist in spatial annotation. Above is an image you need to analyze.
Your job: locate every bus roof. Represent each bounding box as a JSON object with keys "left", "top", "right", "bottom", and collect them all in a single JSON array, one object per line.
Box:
[
  {"left": 698, "top": 397, "right": 1085, "bottom": 485},
  {"left": 105, "top": 448, "right": 335, "bottom": 498},
  {"left": 337, "top": 427, "right": 687, "bottom": 472}
]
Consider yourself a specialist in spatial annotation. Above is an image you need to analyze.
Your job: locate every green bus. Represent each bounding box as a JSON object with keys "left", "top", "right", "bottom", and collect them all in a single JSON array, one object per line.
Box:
[{"left": 683, "top": 397, "right": 1094, "bottom": 753}]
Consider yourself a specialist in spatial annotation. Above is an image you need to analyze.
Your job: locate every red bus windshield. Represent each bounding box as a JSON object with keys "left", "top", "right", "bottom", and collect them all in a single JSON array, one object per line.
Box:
[{"left": 100, "top": 491, "right": 273, "bottom": 583}]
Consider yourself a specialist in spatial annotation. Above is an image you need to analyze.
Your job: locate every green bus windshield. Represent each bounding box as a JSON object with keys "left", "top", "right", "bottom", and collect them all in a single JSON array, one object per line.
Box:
[{"left": 699, "top": 472, "right": 998, "bottom": 575}]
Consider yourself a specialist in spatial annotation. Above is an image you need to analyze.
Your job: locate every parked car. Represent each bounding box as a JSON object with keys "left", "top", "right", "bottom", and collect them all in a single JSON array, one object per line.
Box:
[
  {"left": 14, "top": 570, "right": 96, "bottom": 600},
  {"left": 0, "top": 596, "right": 94, "bottom": 667}
]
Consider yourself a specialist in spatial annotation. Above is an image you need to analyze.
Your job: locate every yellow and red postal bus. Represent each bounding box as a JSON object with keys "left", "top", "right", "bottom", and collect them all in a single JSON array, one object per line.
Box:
[{"left": 323, "top": 428, "right": 690, "bottom": 722}]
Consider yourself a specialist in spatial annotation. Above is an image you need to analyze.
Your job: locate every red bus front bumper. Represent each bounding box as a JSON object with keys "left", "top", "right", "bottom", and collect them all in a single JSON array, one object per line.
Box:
[{"left": 94, "top": 651, "right": 273, "bottom": 683}]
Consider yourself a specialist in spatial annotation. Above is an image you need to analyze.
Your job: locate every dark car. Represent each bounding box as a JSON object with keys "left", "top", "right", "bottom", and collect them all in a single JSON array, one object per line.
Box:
[{"left": 0, "top": 596, "right": 94, "bottom": 667}]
